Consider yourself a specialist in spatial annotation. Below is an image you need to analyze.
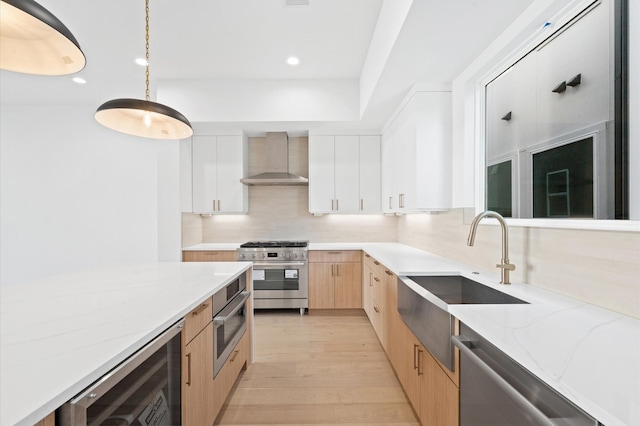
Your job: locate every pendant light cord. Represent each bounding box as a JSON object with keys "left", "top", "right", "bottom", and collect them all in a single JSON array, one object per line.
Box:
[{"left": 145, "top": 0, "right": 150, "bottom": 102}]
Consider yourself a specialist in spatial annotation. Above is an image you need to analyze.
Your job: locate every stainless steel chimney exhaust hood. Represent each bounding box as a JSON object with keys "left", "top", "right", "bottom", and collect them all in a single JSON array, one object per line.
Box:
[{"left": 240, "top": 132, "right": 308, "bottom": 186}]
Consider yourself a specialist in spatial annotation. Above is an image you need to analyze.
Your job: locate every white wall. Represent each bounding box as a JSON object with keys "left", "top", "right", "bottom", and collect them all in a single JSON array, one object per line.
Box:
[{"left": 0, "top": 105, "right": 162, "bottom": 286}]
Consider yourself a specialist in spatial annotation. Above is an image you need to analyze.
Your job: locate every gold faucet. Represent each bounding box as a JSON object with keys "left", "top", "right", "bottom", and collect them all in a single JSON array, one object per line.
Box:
[{"left": 467, "top": 211, "right": 516, "bottom": 285}]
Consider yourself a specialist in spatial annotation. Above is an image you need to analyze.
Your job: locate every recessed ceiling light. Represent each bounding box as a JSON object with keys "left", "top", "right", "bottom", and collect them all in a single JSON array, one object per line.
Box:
[
  {"left": 135, "top": 57, "right": 148, "bottom": 66},
  {"left": 287, "top": 56, "right": 300, "bottom": 66},
  {"left": 72, "top": 76, "right": 86, "bottom": 84}
]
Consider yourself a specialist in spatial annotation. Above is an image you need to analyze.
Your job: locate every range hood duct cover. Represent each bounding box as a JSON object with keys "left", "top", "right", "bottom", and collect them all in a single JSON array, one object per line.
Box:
[{"left": 240, "top": 132, "right": 309, "bottom": 186}]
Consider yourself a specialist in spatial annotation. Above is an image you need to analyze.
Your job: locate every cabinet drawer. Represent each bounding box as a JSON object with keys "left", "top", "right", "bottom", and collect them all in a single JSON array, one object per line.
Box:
[
  {"left": 309, "top": 250, "right": 361, "bottom": 263},
  {"left": 183, "top": 250, "right": 237, "bottom": 262},
  {"left": 212, "top": 331, "right": 249, "bottom": 416},
  {"left": 184, "top": 298, "right": 213, "bottom": 344}
]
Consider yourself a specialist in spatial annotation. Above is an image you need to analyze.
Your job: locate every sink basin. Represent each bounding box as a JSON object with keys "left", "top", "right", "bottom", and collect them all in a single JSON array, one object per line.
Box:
[
  {"left": 407, "top": 275, "right": 528, "bottom": 305},
  {"left": 397, "top": 275, "right": 528, "bottom": 372}
]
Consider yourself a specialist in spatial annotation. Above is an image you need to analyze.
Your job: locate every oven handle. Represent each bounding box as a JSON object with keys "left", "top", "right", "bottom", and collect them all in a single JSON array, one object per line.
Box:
[
  {"left": 252, "top": 262, "right": 306, "bottom": 267},
  {"left": 214, "top": 291, "right": 251, "bottom": 326},
  {"left": 452, "top": 336, "right": 555, "bottom": 426}
]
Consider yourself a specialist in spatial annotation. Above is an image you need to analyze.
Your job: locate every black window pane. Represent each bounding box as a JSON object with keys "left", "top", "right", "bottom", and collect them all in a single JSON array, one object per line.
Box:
[{"left": 533, "top": 138, "right": 593, "bottom": 218}]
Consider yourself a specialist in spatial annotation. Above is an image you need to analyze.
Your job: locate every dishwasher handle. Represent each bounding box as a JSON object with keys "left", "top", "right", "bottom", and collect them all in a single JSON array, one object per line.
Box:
[{"left": 452, "top": 336, "right": 556, "bottom": 426}]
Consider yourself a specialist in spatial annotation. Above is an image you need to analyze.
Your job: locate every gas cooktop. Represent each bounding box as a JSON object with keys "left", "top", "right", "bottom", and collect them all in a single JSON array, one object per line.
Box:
[{"left": 239, "top": 241, "right": 308, "bottom": 249}]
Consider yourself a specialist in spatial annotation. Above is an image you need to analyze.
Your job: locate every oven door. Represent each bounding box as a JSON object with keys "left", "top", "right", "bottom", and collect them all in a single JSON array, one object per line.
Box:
[
  {"left": 251, "top": 262, "right": 308, "bottom": 299},
  {"left": 213, "top": 291, "right": 250, "bottom": 377}
]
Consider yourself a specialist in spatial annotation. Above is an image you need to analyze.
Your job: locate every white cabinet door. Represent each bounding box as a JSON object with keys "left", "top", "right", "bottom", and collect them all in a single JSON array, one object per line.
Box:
[
  {"left": 381, "top": 91, "right": 452, "bottom": 213},
  {"left": 536, "top": 0, "right": 611, "bottom": 142},
  {"left": 215, "top": 135, "right": 247, "bottom": 213},
  {"left": 191, "top": 135, "right": 247, "bottom": 214},
  {"left": 334, "top": 135, "right": 360, "bottom": 213},
  {"left": 309, "top": 135, "right": 336, "bottom": 213},
  {"left": 192, "top": 136, "right": 218, "bottom": 214},
  {"left": 359, "top": 136, "right": 381, "bottom": 213}
]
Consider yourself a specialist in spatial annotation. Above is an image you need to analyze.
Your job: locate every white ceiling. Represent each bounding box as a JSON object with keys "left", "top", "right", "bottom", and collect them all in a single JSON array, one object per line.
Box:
[{"left": 0, "top": 0, "right": 536, "bottom": 131}]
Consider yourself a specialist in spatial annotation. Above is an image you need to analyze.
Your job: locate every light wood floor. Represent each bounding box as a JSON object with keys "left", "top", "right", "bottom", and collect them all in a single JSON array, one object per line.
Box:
[{"left": 214, "top": 311, "right": 419, "bottom": 425}]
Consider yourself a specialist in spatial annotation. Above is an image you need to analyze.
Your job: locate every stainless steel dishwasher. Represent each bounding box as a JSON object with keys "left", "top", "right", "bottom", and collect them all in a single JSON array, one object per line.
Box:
[{"left": 452, "top": 323, "right": 600, "bottom": 425}]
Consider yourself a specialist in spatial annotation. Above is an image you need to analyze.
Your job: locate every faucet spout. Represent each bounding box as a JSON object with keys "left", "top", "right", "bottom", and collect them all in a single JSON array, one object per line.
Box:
[{"left": 467, "top": 210, "right": 515, "bottom": 284}]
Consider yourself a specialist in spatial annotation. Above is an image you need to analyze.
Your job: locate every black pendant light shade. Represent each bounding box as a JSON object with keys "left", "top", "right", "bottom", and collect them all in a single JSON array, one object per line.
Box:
[
  {"left": 0, "top": 0, "right": 86, "bottom": 75},
  {"left": 95, "top": 98, "right": 193, "bottom": 140}
]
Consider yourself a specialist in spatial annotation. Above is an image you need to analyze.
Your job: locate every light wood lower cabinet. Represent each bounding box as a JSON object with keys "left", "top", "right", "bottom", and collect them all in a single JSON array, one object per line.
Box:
[
  {"left": 212, "top": 331, "right": 249, "bottom": 418},
  {"left": 182, "top": 250, "right": 237, "bottom": 262},
  {"left": 183, "top": 321, "right": 215, "bottom": 426},
  {"left": 34, "top": 413, "right": 55, "bottom": 426},
  {"left": 182, "top": 291, "right": 250, "bottom": 425},
  {"left": 364, "top": 252, "right": 459, "bottom": 426},
  {"left": 309, "top": 251, "right": 362, "bottom": 309}
]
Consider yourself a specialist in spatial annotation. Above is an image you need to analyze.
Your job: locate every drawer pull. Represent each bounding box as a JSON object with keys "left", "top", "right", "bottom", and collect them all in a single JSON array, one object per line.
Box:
[
  {"left": 384, "top": 270, "right": 393, "bottom": 276},
  {"left": 229, "top": 349, "right": 239, "bottom": 363},
  {"left": 567, "top": 73, "right": 582, "bottom": 87},
  {"left": 552, "top": 81, "right": 567, "bottom": 93},
  {"left": 373, "top": 260, "right": 380, "bottom": 265},
  {"left": 327, "top": 251, "right": 342, "bottom": 254},
  {"left": 373, "top": 306, "right": 380, "bottom": 313},
  {"left": 413, "top": 344, "right": 419, "bottom": 370},
  {"left": 417, "top": 348, "right": 424, "bottom": 376},
  {"left": 373, "top": 277, "right": 380, "bottom": 282},
  {"left": 191, "top": 302, "right": 209, "bottom": 316},
  {"left": 186, "top": 353, "right": 192, "bottom": 386}
]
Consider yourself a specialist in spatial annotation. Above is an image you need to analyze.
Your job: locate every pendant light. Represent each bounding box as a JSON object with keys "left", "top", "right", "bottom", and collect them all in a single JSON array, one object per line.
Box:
[
  {"left": 0, "top": 0, "right": 86, "bottom": 75},
  {"left": 95, "top": 0, "right": 193, "bottom": 140}
]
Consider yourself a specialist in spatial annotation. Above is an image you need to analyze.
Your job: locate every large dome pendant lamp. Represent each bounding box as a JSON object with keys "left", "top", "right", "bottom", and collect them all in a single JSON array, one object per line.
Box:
[
  {"left": 0, "top": 0, "right": 86, "bottom": 75},
  {"left": 95, "top": 0, "right": 192, "bottom": 140}
]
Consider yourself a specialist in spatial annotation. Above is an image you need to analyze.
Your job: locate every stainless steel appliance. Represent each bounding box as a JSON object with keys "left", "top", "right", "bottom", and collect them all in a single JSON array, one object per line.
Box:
[
  {"left": 60, "top": 320, "right": 183, "bottom": 426},
  {"left": 452, "top": 323, "right": 599, "bottom": 425},
  {"left": 212, "top": 273, "right": 250, "bottom": 377},
  {"left": 237, "top": 241, "right": 308, "bottom": 315}
]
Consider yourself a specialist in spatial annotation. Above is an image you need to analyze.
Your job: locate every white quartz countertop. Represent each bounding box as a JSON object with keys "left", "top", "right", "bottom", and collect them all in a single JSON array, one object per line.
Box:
[{"left": 0, "top": 261, "right": 252, "bottom": 426}]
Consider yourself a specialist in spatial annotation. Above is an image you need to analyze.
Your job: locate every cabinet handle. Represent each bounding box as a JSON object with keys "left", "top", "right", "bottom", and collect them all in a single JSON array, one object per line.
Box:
[
  {"left": 336, "top": 199, "right": 339, "bottom": 211},
  {"left": 373, "top": 276, "right": 380, "bottom": 283},
  {"left": 413, "top": 344, "right": 419, "bottom": 370},
  {"left": 369, "top": 272, "right": 373, "bottom": 286},
  {"left": 373, "top": 260, "right": 380, "bottom": 265},
  {"left": 365, "top": 254, "right": 371, "bottom": 258},
  {"left": 192, "top": 302, "right": 209, "bottom": 316},
  {"left": 336, "top": 264, "right": 339, "bottom": 276},
  {"left": 501, "top": 111, "right": 512, "bottom": 121},
  {"left": 389, "top": 196, "right": 393, "bottom": 209},
  {"left": 328, "top": 251, "right": 342, "bottom": 255},
  {"left": 552, "top": 81, "right": 567, "bottom": 93},
  {"left": 217, "top": 200, "right": 220, "bottom": 211},
  {"left": 186, "top": 353, "right": 192, "bottom": 386},
  {"left": 417, "top": 348, "right": 424, "bottom": 376},
  {"left": 331, "top": 264, "right": 334, "bottom": 276},
  {"left": 373, "top": 306, "right": 380, "bottom": 313},
  {"left": 212, "top": 200, "right": 216, "bottom": 211},
  {"left": 229, "top": 349, "right": 239, "bottom": 363},
  {"left": 399, "top": 193, "right": 405, "bottom": 208},
  {"left": 567, "top": 73, "right": 582, "bottom": 87},
  {"left": 384, "top": 270, "right": 393, "bottom": 276}
]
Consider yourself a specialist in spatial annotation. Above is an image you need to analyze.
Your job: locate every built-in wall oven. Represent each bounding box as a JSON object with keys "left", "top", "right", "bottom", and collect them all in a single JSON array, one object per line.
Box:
[
  {"left": 237, "top": 241, "right": 308, "bottom": 315},
  {"left": 60, "top": 320, "right": 183, "bottom": 426},
  {"left": 212, "top": 273, "right": 250, "bottom": 377}
]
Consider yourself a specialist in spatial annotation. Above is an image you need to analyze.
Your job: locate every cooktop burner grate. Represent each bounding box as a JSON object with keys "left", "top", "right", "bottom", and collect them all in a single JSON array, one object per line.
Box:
[{"left": 239, "top": 241, "right": 308, "bottom": 249}]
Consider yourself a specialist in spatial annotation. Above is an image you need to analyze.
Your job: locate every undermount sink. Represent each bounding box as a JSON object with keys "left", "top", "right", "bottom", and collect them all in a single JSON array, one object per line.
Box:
[{"left": 406, "top": 275, "right": 528, "bottom": 305}]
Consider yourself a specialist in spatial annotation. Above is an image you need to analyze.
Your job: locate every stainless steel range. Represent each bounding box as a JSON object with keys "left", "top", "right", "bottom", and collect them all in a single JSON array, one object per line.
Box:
[{"left": 237, "top": 241, "right": 308, "bottom": 315}]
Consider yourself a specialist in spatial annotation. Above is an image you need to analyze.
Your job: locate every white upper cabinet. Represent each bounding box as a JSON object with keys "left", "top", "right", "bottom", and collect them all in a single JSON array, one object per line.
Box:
[
  {"left": 382, "top": 90, "right": 452, "bottom": 213},
  {"left": 309, "top": 134, "right": 381, "bottom": 214},
  {"left": 535, "top": 0, "right": 611, "bottom": 143},
  {"left": 190, "top": 135, "right": 248, "bottom": 214}
]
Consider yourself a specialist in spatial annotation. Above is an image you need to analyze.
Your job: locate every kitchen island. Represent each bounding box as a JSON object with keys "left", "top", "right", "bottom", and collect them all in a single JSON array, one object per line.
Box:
[{"left": 0, "top": 261, "right": 252, "bottom": 426}]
